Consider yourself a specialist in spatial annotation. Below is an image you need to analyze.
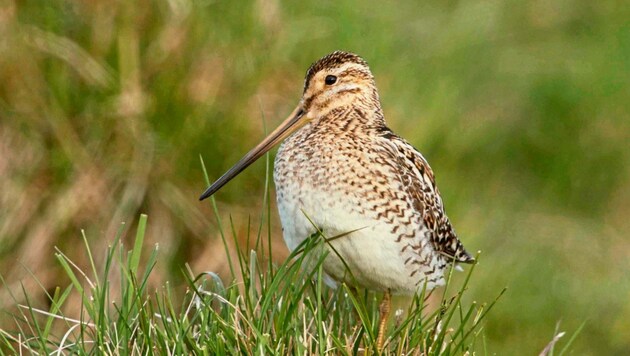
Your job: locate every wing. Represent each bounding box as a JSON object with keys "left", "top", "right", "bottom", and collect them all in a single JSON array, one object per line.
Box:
[{"left": 381, "top": 131, "right": 474, "bottom": 264}]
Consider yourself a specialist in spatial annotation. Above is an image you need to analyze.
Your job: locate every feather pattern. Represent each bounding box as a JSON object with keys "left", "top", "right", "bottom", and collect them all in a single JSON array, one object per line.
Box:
[{"left": 272, "top": 52, "right": 473, "bottom": 294}]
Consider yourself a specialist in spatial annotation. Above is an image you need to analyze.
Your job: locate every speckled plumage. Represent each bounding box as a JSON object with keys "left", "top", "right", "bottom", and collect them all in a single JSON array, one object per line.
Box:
[
  {"left": 273, "top": 51, "right": 473, "bottom": 294},
  {"left": 199, "top": 51, "right": 473, "bottom": 298},
  {"left": 197, "top": 51, "right": 475, "bottom": 348}
]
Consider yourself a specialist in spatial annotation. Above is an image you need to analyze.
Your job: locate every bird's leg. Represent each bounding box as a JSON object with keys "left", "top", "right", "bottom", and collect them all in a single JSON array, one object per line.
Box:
[{"left": 376, "top": 289, "right": 391, "bottom": 352}]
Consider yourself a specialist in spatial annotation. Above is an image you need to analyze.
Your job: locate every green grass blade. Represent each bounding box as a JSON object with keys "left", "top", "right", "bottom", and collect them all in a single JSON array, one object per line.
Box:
[
  {"left": 129, "top": 214, "right": 147, "bottom": 275},
  {"left": 199, "top": 154, "right": 236, "bottom": 281},
  {"left": 558, "top": 321, "right": 586, "bottom": 356}
]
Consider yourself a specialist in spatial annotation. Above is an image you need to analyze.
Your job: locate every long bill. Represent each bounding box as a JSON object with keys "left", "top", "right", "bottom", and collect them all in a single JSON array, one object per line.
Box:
[{"left": 199, "top": 105, "right": 307, "bottom": 201}]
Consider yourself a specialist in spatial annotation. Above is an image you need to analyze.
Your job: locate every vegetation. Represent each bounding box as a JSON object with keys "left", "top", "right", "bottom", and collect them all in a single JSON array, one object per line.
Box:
[
  {"left": 1, "top": 0, "right": 628, "bottom": 354},
  {"left": 1, "top": 214, "right": 508, "bottom": 354}
]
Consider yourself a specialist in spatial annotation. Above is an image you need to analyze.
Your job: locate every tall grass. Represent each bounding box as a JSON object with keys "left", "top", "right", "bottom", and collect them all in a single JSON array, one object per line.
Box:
[{"left": 0, "top": 212, "right": 511, "bottom": 354}]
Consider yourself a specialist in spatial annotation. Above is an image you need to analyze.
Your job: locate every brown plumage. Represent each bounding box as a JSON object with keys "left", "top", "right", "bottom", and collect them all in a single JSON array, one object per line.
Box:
[
  {"left": 273, "top": 51, "right": 472, "bottom": 290},
  {"left": 200, "top": 51, "right": 474, "bottom": 349}
]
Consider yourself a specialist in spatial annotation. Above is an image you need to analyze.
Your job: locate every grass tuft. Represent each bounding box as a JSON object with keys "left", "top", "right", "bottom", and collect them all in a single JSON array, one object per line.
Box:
[{"left": 0, "top": 211, "right": 519, "bottom": 355}]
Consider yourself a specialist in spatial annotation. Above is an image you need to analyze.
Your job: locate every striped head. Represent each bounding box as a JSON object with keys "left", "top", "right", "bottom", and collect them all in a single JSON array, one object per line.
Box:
[{"left": 301, "top": 51, "right": 381, "bottom": 120}]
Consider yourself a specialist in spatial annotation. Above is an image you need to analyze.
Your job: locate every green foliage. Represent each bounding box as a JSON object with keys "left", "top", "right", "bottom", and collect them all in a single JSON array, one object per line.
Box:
[
  {"left": 1, "top": 214, "right": 510, "bottom": 354},
  {"left": 0, "top": 0, "right": 628, "bottom": 354}
]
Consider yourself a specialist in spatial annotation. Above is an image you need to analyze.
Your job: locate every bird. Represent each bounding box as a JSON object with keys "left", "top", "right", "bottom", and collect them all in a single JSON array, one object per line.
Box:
[{"left": 199, "top": 50, "right": 474, "bottom": 351}]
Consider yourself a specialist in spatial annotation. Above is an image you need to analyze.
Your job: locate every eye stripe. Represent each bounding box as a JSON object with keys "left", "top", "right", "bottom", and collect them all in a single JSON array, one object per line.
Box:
[{"left": 336, "top": 68, "right": 372, "bottom": 81}]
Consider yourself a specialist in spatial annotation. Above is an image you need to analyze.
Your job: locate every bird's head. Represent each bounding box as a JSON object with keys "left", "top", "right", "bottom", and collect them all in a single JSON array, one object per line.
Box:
[
  {"left": 199, "top": 51, "right": 377, "bottom": 201},
  {"left": 300, "top": 51, "right": 377, "bottom": 120}
]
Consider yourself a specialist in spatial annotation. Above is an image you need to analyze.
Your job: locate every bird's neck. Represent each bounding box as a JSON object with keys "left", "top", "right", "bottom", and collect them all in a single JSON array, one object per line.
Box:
[{"left": 310, "top": 91, "right": 387, "bottom": 134}]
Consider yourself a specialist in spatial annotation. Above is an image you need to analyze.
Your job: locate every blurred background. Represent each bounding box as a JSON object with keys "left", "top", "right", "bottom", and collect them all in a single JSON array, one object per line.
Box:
[{"left": 0, "top": 0, "right": 628, "bottom": 353}]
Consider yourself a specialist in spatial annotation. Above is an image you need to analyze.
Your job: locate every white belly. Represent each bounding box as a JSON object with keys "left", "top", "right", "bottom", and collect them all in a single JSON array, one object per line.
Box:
[
  {"left": 275, "top": 182, "right": 444, "bottom": 295},
  {"left": 273, "top": 128, "right": 447, "bottom": 294}
]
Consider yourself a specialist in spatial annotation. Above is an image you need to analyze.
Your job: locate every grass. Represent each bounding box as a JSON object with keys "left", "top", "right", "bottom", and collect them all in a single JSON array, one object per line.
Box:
[
  {"left": 1, "top": 0, "right": 628, "bottom": 354},
  {"left": 0, "top": 212, "right": 510, "bottom": 355},
  {"left": 0, "top": 156, "right": 513, "bottom": 354}
]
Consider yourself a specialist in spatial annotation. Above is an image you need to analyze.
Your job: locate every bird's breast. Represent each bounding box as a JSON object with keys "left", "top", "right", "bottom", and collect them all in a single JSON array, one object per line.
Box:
[
  {"left": 271, "top": 132, "right": 447, "bottom": 294},
  {"left": 273, "top": 134, "right": 363, "bottom": 249}
]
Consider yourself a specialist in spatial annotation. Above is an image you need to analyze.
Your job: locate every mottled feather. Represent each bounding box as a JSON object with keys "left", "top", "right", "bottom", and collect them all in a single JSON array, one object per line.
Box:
[
  {"left": 385, "top": 134, "right": 474, "bottom": 263},
  {"left": 273, "top": 51, "right": 473, "bottom": 294}
]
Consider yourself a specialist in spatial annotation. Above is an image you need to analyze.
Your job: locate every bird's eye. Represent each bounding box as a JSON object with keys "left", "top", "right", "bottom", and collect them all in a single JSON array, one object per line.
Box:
[{"left": 325, "top": 75, "right": 337, "bottom": 85}]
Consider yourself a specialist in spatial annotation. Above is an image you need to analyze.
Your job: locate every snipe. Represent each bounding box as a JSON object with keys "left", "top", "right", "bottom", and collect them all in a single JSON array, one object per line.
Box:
[{"left": 200, "top": 51, "right": 474, "bottom": 351}]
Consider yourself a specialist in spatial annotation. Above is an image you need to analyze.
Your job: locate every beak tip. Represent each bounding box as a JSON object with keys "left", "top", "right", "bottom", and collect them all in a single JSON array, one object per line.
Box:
[
  {"left": 198, "top": 104, "right": 304, "bottom": 203},
  {"left": 199, "top": 190, "right": 211, "bottom": 201}
]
